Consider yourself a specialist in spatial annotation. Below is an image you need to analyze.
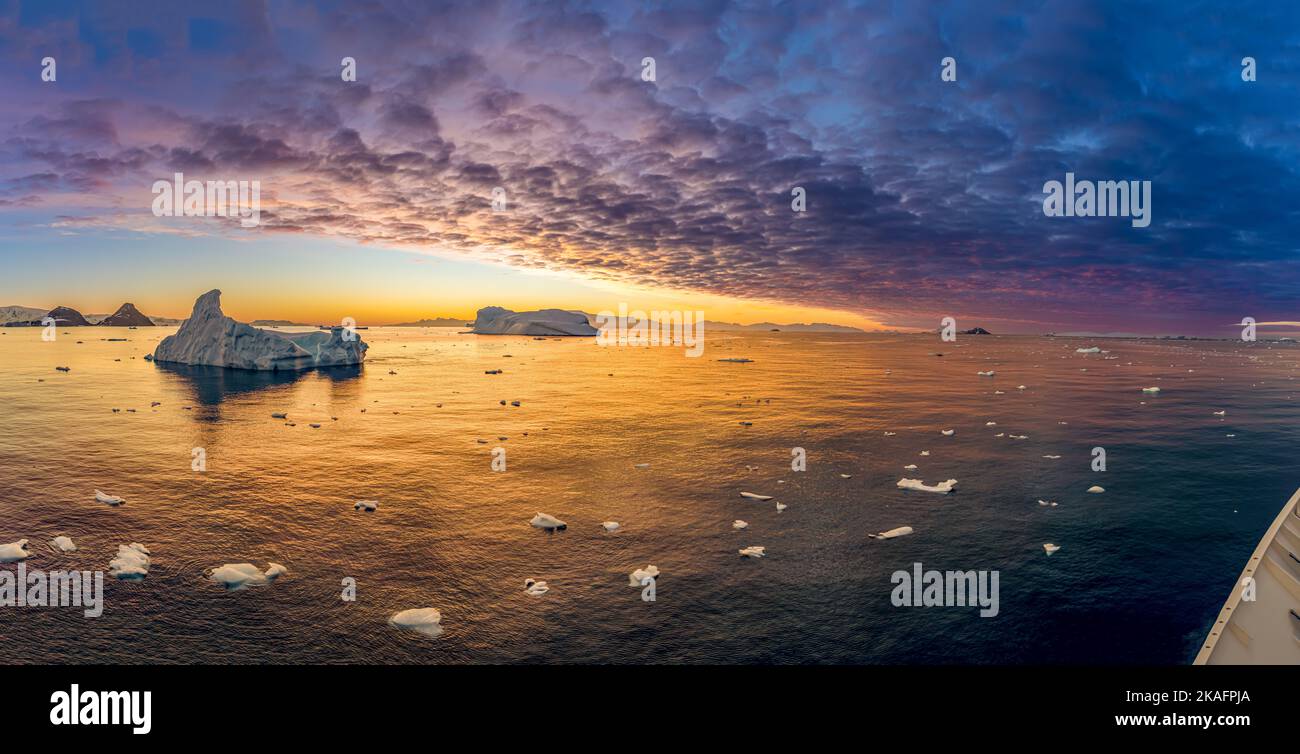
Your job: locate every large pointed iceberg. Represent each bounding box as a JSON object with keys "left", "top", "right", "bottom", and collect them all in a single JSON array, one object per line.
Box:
[
  {"left": 153, "top": 290, "right": 367, "bottom": 371},
  {"left": 471, "top": 306, "right": 597, "bottom": 336}
]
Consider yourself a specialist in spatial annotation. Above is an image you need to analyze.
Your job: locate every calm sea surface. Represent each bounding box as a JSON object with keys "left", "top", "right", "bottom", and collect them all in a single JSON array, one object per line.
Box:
[{"left": 1, "top": 327, "right": 1297, "bottom": 664}]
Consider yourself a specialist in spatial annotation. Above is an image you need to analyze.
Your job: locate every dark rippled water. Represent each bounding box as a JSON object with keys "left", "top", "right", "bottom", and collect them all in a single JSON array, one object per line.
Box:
[{"left": 1, "top": 327, "right": 1297, "bottom": 664}]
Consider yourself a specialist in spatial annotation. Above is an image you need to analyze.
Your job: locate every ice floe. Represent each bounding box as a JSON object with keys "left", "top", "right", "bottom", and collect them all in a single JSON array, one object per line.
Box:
[
  {"left": 524, "top": 578, "right": 549, "bottom": 596},
  {"left": 601, "top": 521, "right": 621, "bottom": 532},
  {"left": 1043, "top": 544, "right": 1061, "bottom": 555},
  {"left": 354, "top": 500, "right": 378, "bottom": 512},
  {"left": 95, "top": 490, "right": 125, "bottom": 506},
  {"left": 108, "top": 543, "right": 150, "bottom": 579},
  {"left": 50, "top": 536, "right": 76, "bottom": 553},
  {"left": 389, "top": 608, "right": 443, "bottom": 637},
  {"left": 0, "top": 539, "right": 31, "bottom": 563},
  {"left": 1141, "top": 386, "right": 1161, "bottom": 394},
  {"left": 740, "top": 492, "right": 773, "bottom": 501},
  {"left": 628, "top": 565, "right": 659, "bottom": 586},
  {"left": 869, "top": 526, "right": 914, "bottom": 539},
  {"left": 530, "top": 512, "right": 567, "bottom": 530},
  {"left": 732, "top": 520, "right": 749, "bottom": 529},
  {"left": 897, "top": 478, "right": 958, "bottom": 494},
  {"left": 208, "top": 562, "right": 287, "bottom": 590},
  {"left": 1087, "top": 485, "right": 1105, "bottom": 493},
  {"left": 738, "top": 546, "right": 766, "bottom": 558}
]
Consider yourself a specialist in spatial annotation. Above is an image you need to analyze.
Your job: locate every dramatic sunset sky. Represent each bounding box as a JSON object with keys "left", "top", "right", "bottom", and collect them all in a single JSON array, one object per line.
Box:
[{"left": 0, "top": 0, "right": 1296, "bottom": 333}]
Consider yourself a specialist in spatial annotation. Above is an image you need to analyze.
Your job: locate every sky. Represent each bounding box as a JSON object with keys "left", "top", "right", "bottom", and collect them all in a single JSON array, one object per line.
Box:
[{"left": 0, "top": 0, "right": 1297, "bottom": 334}]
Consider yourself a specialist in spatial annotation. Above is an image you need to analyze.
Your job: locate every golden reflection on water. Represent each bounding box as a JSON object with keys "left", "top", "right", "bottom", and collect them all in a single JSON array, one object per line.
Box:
[{"left": 1, "top": 326, "right": 1297, "bottom": 663}]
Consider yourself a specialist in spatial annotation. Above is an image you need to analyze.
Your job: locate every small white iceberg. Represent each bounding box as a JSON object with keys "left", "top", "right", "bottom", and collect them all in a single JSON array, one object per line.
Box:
[
  {"left": 1076, "top": 347, "right": 1100, "bottom": 353},
  {"left": 897, "top": 478, "right": 958, "bottom": 494},
  {"left": 1213, "top": 410, "right": 1226, "bottom": 416},
  {"left": 869, "top": 526, "right": 913, "bottom": 539},
  {"left": 95, "top": 490, "right": 125, "bottom": 506},
  {"left": 389, "top": 607, "right": 443, "bottom": 637},
  {"left": 1141, "top": 386, "right": 1161, "bottom": 394},
  {"left": 1037, "top": 500, "right": 1059, "bottom": 507},
  {"left": 530, "top": 512, "right": 567, "bottom": 530},
  {"left": 601, "top": 521, "right": 620, "bottom": 532},
  {"left": 50, "top": 535, "right": 76, "bottom": 553},
  {"left": 740, "top": 492, "right": 773, "bottom": 501},
  {"left": 0, "top": 539, "right": 31, "bottom": 563},
  {"left": 977, "top": 370, "right": 996, "bottom": 376},
  {"left": 941, "top": 429, "right": 955, "bottom": 436},
  {"left": 208, "top": 562, "right": 287, "bottom": 590},
  {"left": 903, "top": 464, "right": 917, "bottom": 470},
  {"left": 732, "top": 520, "right": 749, "bottom": 529},
  {"left": 524, "top": 578, "right": 549, "bottom": 596},
  {"left": 1043, "top": 543, "right": 1061, "bottom": 555},
  {"left": 628, "top": 565, "right": 659, "bottom": 586},
  {"left": 1087, "top": 485, "right": 1105, "bottom": 494},
  {"left": 354, "top": 500, "right": 378, "bottom": 512},
  {"left": 738, "top": 546, "right": 766, "bottom": 558},
  {"left": 775, "top": 502, "right": 787, "bottom": 512},
  {"left": 108, "top": 543, "right": 150, "bottom": 579}
]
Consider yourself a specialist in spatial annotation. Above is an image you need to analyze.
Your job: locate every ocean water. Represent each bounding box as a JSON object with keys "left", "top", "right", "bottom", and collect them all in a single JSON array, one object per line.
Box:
[{"left": 0, "top": 326, "right": 1297, "bottom": 665}]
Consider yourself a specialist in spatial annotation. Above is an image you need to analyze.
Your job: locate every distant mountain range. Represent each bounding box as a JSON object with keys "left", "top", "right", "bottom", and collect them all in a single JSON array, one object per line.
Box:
[
  {"left": 389, "top": 317, "right": 473, "bottom": 327},
  {"left": 1, "top": 303, "right": 158, "bottom": 327}
]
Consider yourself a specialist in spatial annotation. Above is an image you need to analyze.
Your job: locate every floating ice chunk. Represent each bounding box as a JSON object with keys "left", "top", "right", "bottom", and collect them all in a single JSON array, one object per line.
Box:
[
  {"left": 354, "top": 500, "right": 378, "bottom": 512},
  {"left": 1016, "top": 385, "right": 1027, "bottom": 390},
  {"left": 1009, "top": 434, "right": 1028, "bottom": 440},
  {"left": 271, "top": 412, "right": 287, "bottom": 419},
  {"left": 1042, "top": 455, "right": 1061, "bottom": 460},
  {"left": 869, "top": 526, "right": 914, "bottom": 539},
  {"left": 1076, "top": 347, "right": 1100, "bottom": 353},
  {"left": 389, "top": 608, "right": 443, "bottom": 637},
  {"left": 986, "top": 421, "right": 997, "bottom": 426},
  {"left": 839, "top": 473, "right": 852, "bottom": 478},
  {"left": 95, "top": 490, "right": 125, "bottom": 506},
  {"left": 109, "top": 543, "right": 150, "bottom": 579},
  {"left": 208, "top": 562, "right": 286, "bottom": 590},
  {"left": 883, "top": 431, "right": 897, "bottom": 436},
  {"left": 903, "top": 464, "right": 918, "bottom": 470},
  {"left": 897, "top": 478, "right": 958, "bottom": 494},
  {"left": 0, "top": 539, "right": 30, "bottom": 563},
  {"left": 732, "top": 520, "right": 749, "bottom": 529},
  {"left": 994, "top": 390, "right": 1005, "bottom": 395},
  {"left": 628, "top": 565, "right": 659, "bottom": 586},
  {"left": 634, "top": 463, "right": 650, "bottom": 469},
  {"left": 941, "top": 429, "right": 954, "bottom": 436},
  {"left": 154, "top": 290, "right": 367, "bottom": 370},
  {"left": 738, "top": 546, "right": 766, "bottom": 558},
  {"left": 1037, "top": 500, "right": 1059, "bottom": 507},
  {"left": 530, "top": 512, "right": 567, "bottom": 530},
  {"left": 601, "top": 521, "right": 620, "bottom": 532},
  {"left": 775, "top": 502, "right": 787, "bottom": 512},
  {"left": 1141, "top": 387, "right": 1161, "bottom": 394},
  {"left": 524, "top": 578, "right": 549, "bottom": 596},
  {"left": 919, "top": 450, "right": 930, "bottom": 456},
  {"left": 977, "top": 370, "right": 996, "bottom": 376},
  {"left": 740, "top": 492, "right": 773, "bottom": 501},
  {"left": 1043, "top": 544, "right": 1061, "bottom": 555},
  {"left": 1213, "top": 410, "right": 1226, "bottom": 416},
  {"left": 1087, "top": 485, "right": 1105, "bottom": 493},
  {"left": 50, "top": 535, "right": 76, "bottom": 553}
]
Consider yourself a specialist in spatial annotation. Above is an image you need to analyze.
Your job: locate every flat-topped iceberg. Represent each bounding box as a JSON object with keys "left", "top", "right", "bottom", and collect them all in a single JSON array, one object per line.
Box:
[
  {"left": 471, "top": 306, "right": 597, "bottom": 336},
  {"left": 154, "top": 290, "right": 367, "bottom": 371}
]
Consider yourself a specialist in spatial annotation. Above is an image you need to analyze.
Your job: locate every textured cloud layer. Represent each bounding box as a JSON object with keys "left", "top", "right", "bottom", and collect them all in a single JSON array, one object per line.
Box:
[{"left": 1, "top": 0, "right": 1297, "bottom": 331}]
